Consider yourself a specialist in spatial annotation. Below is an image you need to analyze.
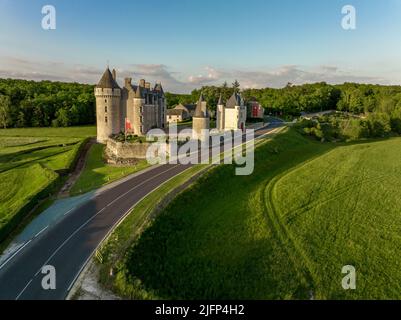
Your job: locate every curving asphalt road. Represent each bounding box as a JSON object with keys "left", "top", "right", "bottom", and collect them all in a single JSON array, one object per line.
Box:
[{"left": 0, "top": 122, "right": 282, "bottom": 300}]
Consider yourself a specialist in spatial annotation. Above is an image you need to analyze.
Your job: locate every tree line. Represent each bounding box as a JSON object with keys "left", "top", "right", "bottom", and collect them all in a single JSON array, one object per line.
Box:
[
  {"left": 2, "top": 78, "right": 401, "bottom": 130},
  {"left": 0, "top": 78, "right": 95, "bottom": 128},
  {"left": 166, "top": 81, "right": 401, "bottom": 116}
]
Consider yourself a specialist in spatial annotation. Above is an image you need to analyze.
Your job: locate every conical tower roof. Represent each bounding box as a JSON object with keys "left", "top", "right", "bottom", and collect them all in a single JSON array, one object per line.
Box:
[
  {"left": 226, "top": 92, "right": 241, "bottom": 109},
  {"left": 194, "top": 93, "right": 208, "bottom": 118},
  {"left": 218, "top": 93, "right": 224, "bottom": 105},
  {"left": 96, "top": 67, "right": 120, "bottom": 89},
  {"left": 154, "top": 82, "right": 164, "bottom": 95},
  {"left": 134, "top": 86, "right": 143, "bottom": 99}
]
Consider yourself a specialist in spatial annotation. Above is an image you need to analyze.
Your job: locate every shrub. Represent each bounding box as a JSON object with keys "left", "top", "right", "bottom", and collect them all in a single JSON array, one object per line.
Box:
[
  {"left": 339, "top": 119, "right": 365, "bottom": 141},
  {"left": 390, "top": 108, "right": 401, "bottom": 134},
  {"left": 366, "top": 113, "right": 391, "bottom": 137}
]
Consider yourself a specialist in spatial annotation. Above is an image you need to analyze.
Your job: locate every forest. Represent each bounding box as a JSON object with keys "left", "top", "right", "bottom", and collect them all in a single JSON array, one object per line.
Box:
[
  {"left": 2, "top": 78, "right": 401, "bottom": 131},
  {"left": 0, "top": 78, "right": 95, "bottom": 128},
  {"left": 167, "top": 81, "right": 401, "bottom": 116}
]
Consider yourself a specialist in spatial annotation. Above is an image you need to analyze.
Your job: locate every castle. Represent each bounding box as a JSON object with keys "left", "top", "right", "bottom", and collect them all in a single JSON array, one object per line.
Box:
[
  {"left": 95, "top": 67, "right": 167, "bottom": 143},
  {"left": 192, "top": 91, "right": 247, "bottom": 140},
  {"left": 95, "top": 66, "right": 247, "bottom": 143},
  {"left": 216, "top": 92, "right": 247, "bottom": 132},
  {"left": 192, "top": 93, "right": 210, "bottom": 140}
]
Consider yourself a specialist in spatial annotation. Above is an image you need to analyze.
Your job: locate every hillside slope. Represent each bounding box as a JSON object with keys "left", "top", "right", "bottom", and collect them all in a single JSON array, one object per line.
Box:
[{"left": 116, "top": 129, "right": 401, "bottom": 299}]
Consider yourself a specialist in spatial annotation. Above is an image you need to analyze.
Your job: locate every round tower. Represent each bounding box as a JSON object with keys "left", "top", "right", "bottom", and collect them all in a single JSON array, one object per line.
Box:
[
  {"left": 95, "top": 67, "right": 121, "bottom": 143},
  {"left": 192, "top": 93, "right": 210, "bottom": 141},
  {"left": 216, "top": 93, "right": 225, "bottom": 131},
  {"left": 133, "top": 85, "right": 145, "bottom": 136}
]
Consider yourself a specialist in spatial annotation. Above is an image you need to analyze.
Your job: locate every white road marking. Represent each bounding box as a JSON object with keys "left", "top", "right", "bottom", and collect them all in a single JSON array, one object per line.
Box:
[
  {"left": 67, "top": 260, "right": 88, "bottom": 292},
  {"left": 0, "top": 240, "right": 31, "bottom": 271},
  {"left": 66, "top": 128, "right": 281, "bottom": 294},
  {"left": 12, "top": 124, "right": 284, "bottom": 299},
  {"left": 15, "top": 278, "right": 33, "bottom": 300},
  {"left": 16, "top": 164, "right": 182, "bottom": 299},
  {"left": 0, "top": 205, "right": 80, "bottom": 270},
  {"left": 66, "top": 165, "right": 198, "bottom": 294},
  {"left": 34, "top": 226, "right": 48, "bottom": 238},
  {"left": 64, "top": 207, "right": 76, "bottom": 216}
]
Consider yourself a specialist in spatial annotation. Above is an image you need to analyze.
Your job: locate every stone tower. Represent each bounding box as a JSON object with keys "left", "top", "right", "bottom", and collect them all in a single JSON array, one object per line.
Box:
[
  {"left": 95, "top": 67, "right": 121, "bottom": 143},
  {"left": 133, "top": 84, "right": 145, "bottom": 135},
  {"left": 216, "top": 93, "right": 225, "bottom": 131},
  {"left": 192, "top": 93, "right": 210, "bottom": 141}
]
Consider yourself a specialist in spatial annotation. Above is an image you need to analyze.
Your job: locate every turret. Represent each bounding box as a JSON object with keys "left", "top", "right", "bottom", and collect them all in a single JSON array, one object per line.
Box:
[
  {"left": 95, "top": 67, "right": 121, "bottom": 143},
  {"left": 224, "top": 92, "right": 247, "bottom": 132},
  {"left": 216, "top": 93, "right": 225, "bottom": 131},
  {"left": 192, "top": 93, "right": 210, "bottom": 141},
  {"left": 131, "top": 84, "right": 145, "bottom": 135},
  {"left": 154, "top": 82, "right": 166, "bottom": 128}
]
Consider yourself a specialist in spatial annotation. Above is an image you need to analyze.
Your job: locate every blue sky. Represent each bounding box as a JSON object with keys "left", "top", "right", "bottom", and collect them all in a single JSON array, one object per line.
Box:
[{"left": 1, "top": 0, "right": 401, "bottom": 92}]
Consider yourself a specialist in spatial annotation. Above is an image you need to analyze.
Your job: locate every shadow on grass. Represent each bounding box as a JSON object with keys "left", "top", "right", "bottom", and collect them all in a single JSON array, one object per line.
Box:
[
  {"left": 112, "top": 128, "right": 348, "bottom": 299},
  {"left": 0, "top": 141, "right": 80, "bottom": 173}
]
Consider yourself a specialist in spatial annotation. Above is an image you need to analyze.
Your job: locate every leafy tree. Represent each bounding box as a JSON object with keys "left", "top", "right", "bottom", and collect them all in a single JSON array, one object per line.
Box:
[
  {"left": 366, "top": 113, "right": 392, "bottom": 137},
  {"left": 0, "top": 94, "right": 11, "bottom": 128},
  {"left": 390, "top": 108, "right": 401, "bottom": 134},
  {"left": 54, "top": 108, "right": 71, "bottom": 127},
  {"left": 0, "top": 78, "right": 95, "bottom": 128},
  {"left": 232, "top": 80, "right": 240, "bottom": 91}
]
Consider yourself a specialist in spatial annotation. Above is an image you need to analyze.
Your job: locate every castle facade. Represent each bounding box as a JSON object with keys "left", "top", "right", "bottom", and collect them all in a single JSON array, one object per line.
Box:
[
  {"left": 216, "top": 92, "right": 247, "bottom": 132},
  {"left": 95, "top": 67, "right": 166, "bottom": 143}
]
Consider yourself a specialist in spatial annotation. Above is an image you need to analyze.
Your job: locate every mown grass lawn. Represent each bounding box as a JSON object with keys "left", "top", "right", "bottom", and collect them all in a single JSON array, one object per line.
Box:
[
  {"left": 0, "top": 126, "right": 95, "bottom": 242},
  {"left": 70, "top": 144, "right": 150, "bottom": 195},
  {"left": 115, "top": 128, "right": 401, "bottom": 299},
  {"left": 0, "top": 164, "right": 58, "bottom": 235},
  {"left": 0, "top": 126, "right": 96, "bottom": 138}
]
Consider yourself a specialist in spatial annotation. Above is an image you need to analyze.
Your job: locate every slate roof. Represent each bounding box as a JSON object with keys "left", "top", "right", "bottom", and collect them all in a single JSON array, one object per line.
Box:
[
  {"left": 96, "top": 68, "right": 120, "bottom": 89},
  {"left": 134, "top": 85, "right": 143, "bottom": 98},
  {"left": 175, "top": 103, "right": 197, "bottom": 114},
  {"left": 218, "top": 93, "right": 224, "bottom": 105},
  {"left": 184, "top": 104, "right": 197, "bottom": 112},
  {"left": 194, "top": 93, "right": 208, "bottom": 118},
  {"left": 226, "top": 92, "right": 242, "bottom": 108},
  {"left": 167, "top": 109, "right": 184, "bottom": 116},
  {"left": 154, "top": 82, "right": 164, "bottom": 94}
]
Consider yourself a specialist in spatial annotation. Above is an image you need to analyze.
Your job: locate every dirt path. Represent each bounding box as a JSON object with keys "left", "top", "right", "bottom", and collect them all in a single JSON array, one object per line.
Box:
[{"left": 58, "top": 138, "right": 96, "bottom": 198}]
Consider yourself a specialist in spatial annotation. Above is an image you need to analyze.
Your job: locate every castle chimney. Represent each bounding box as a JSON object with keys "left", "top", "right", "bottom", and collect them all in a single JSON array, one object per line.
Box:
[
  {"left": 145, "top": 82, "right": 151, "bottom": 89},
  {"left": 139, "top": 79, "right": 146, "bottom": 87},
  {"left": 112, "top": 69, "right": 116, "bottom": 80},
  {"left": 124, "top": 78, "right": 132, "bottom": 87}
]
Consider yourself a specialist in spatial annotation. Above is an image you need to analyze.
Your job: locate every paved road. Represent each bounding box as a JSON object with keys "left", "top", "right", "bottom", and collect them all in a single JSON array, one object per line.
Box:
[{"left": 0, "top": 122, "right": 282, "bottom": 300}]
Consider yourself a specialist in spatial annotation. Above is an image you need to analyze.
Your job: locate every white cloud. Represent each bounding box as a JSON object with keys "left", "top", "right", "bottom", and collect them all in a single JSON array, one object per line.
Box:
[
  {"left": 117, "top": 64, "right": 195, "bottom": 93},
  {"left": 188, "top": 66, "right": 221, "bottom": 85},
  {"left": 0, "top": 58, "right": 194, "bottom": 93},
  {"left": 0, "top": 55, "right": 395, "bottom": 93},
  {"left": 187, "top": 65, "right": 390, "bottom": 89}
]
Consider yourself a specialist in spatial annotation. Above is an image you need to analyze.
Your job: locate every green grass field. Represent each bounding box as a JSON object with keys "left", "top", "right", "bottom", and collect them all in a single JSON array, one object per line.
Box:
[
  {"left": 0, "top": 126, "right": 96, "bottom": 242},
  {"left": 70, "top": 144, "right": 150, "bottom": 195},
  {"left": 114, "top": 128, "right": 401, "bottom": 299},
  {"left": 96, "top": 164, "right": 210, "bottom": 298},
  {"left": 0, "top": 126, "right": 96, "bottom": 138}
]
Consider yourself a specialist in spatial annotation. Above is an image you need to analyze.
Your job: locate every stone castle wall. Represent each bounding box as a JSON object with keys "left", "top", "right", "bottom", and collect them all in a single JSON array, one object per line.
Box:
[{"left": 105, "top": 139, "right": 152, "bottom": 162}]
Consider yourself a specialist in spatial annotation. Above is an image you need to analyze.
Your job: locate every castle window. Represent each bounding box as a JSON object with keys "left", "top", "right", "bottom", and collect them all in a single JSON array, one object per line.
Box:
[
  {"left": 105, "top": 116, "right": 108, "bottom": 123},
  {"left": 105, "top": 106, "right": 108, "bottom": 113},
  {"left": 105, "top": 99, "right": 107, "bottom": 103}
]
